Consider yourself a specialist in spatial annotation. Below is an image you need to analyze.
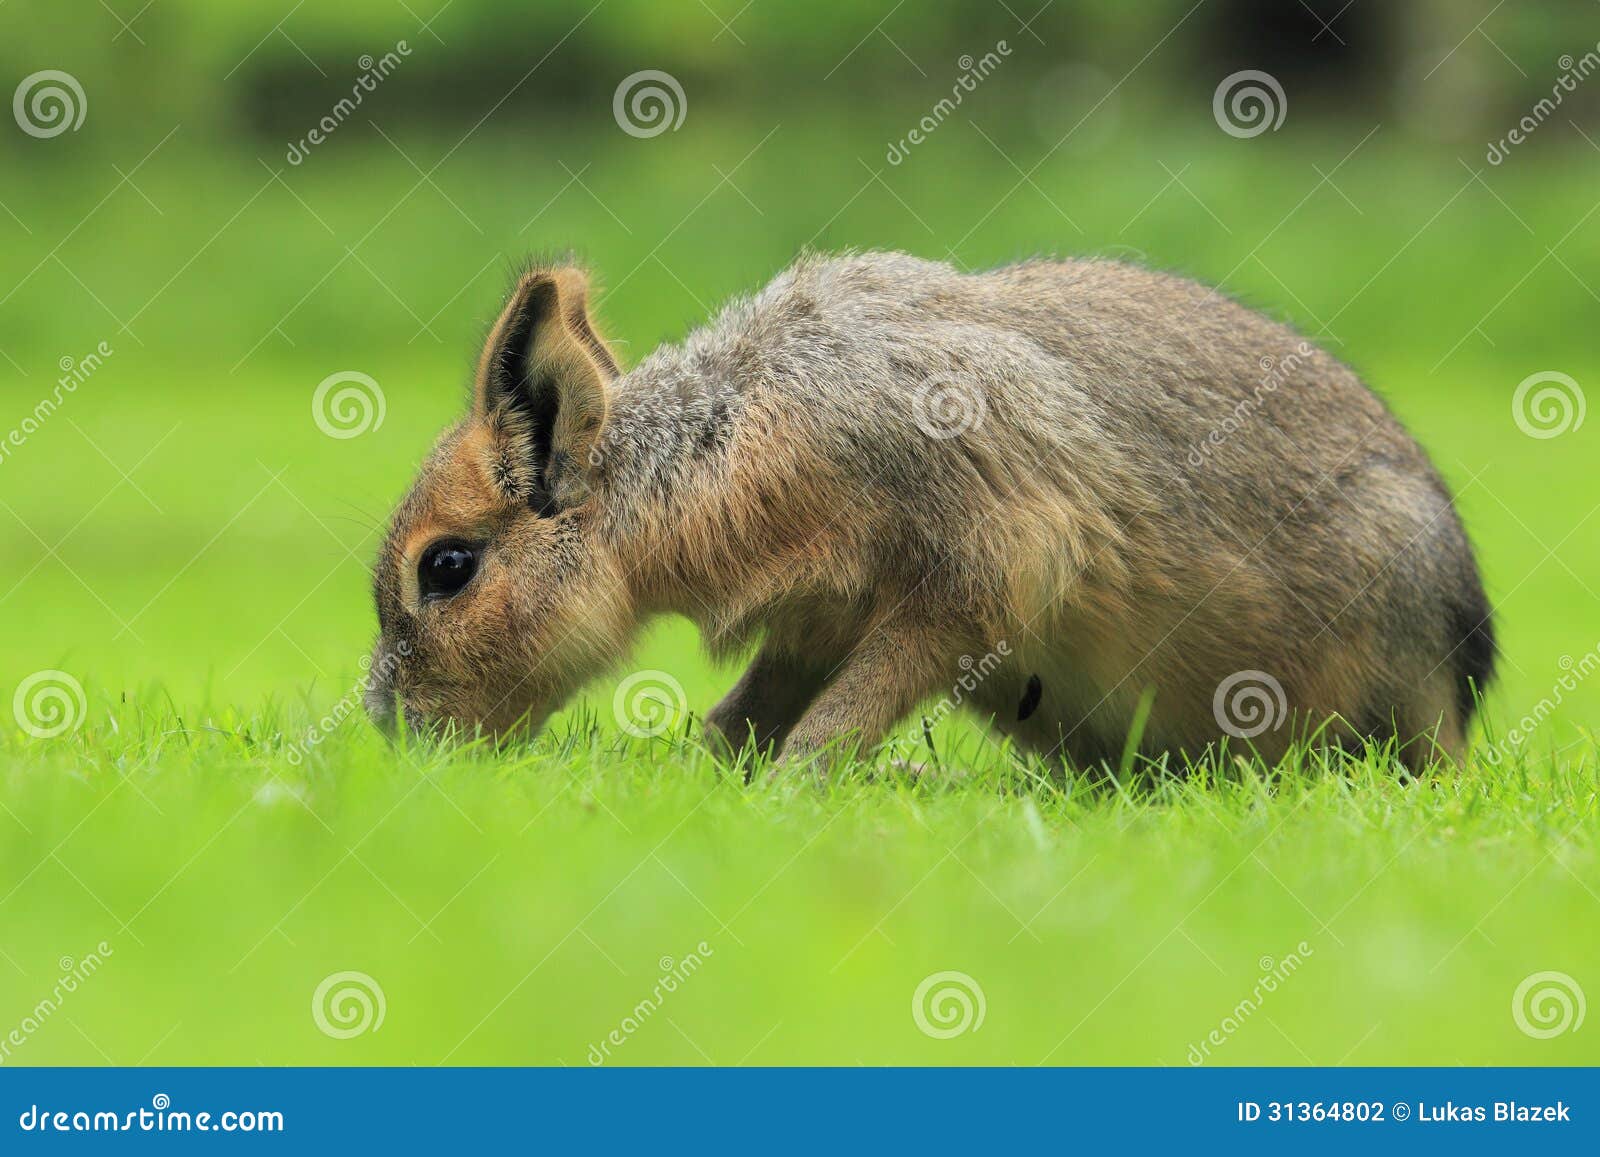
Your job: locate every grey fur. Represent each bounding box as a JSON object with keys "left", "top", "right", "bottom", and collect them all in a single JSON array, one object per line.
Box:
[{"left": 596, "top": 252, "right": 1492, "bottom": 766}]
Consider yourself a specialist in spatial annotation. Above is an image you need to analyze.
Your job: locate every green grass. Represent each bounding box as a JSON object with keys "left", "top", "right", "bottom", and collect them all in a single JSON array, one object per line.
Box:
[
  {"left": 2, "top": 714, "right": 1596, "bottom": 1065},
  {"left": 3, "top": 105, "right": 1598, "bottom": 1065}
]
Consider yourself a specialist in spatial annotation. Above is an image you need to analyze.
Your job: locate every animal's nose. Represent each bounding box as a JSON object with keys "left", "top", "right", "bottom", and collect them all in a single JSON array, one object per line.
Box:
[
  {"left": 362, "top": 639, "right": 412, "bottom": 738},
  {"left": 364, "top": 668, "right": 400, "bottom": 742},
  {"left": 364, "top": 685, "right": 398, "bottom": 738}
]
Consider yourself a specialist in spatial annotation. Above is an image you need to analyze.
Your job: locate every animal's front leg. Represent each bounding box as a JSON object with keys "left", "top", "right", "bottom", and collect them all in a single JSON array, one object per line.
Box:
[
  {"left": 781, "top": 621, "right": 947, "bottom": 766},
  {"left": 703, "top": 643, "right": 835, "bottom": 756}
]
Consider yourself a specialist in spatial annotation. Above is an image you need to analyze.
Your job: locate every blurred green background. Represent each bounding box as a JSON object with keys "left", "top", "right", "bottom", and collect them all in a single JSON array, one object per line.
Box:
[
  {"left": 2, "top": 0, "right": 1596, "bottom": 742},
  {"left": 1, "top": 1, "right": 1597, "bottom": 1067}
]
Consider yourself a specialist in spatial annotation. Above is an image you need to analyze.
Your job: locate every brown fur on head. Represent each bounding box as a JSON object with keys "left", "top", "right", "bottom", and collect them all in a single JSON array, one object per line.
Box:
[{"left": 365, "top": 264, "right": 635, "bottom": 738}]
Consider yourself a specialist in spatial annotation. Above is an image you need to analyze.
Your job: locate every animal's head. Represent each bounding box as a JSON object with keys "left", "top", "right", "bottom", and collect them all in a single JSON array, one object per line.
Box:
[{"left": 365, "top": 264, "right": 636, "bottom": 740}]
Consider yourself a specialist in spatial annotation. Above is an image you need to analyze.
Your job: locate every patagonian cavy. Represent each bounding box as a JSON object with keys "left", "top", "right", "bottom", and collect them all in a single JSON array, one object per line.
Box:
[{"left": 366, "top": 251, "right": 1494, "bottom": 770}]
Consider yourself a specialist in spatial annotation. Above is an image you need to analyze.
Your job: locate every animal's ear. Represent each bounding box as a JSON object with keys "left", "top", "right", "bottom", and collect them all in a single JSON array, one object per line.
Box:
[{"left": 474, "top": 265, "right": 618, "bottom": 511}]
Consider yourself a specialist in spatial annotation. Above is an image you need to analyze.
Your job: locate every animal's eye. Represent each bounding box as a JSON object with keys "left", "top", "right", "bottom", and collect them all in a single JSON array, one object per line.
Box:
[{"left": 418, "top": 541, "right": 478, "bottom": 600}]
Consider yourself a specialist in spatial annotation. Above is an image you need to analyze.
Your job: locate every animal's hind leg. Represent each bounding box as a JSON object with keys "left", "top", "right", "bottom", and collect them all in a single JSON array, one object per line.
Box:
[
  {"left": 1397, "top": 710, "right": 1465, "bottom": 773},
  {"left": 1387, "top": 672, "right": 1467, "bottom": 772}
]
